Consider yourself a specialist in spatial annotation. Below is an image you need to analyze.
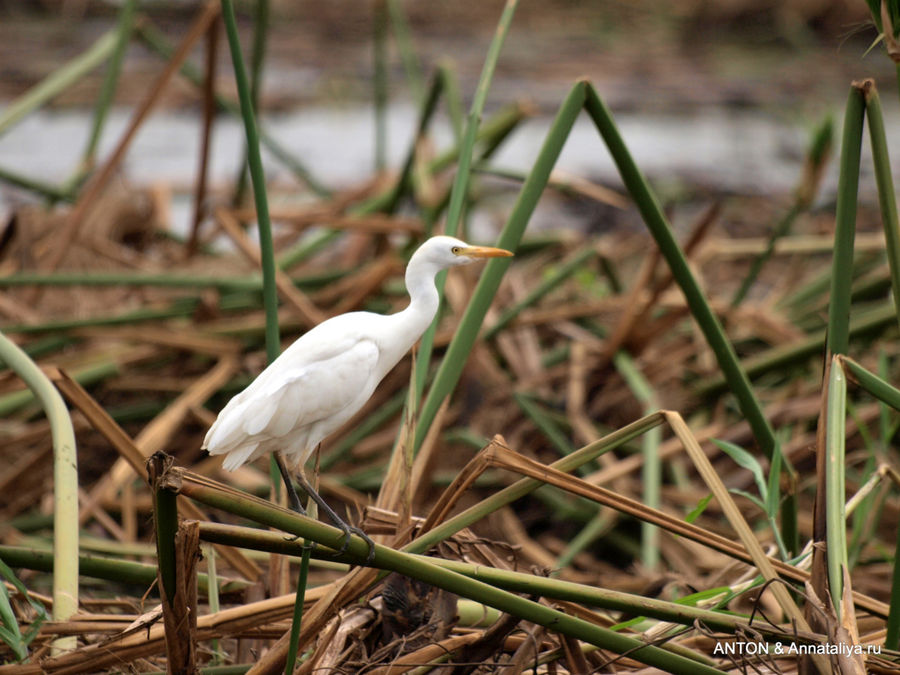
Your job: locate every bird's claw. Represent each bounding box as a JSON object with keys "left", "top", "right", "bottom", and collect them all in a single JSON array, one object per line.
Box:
[{"left": 334, "top": 525, "right": 376, "bottom": 565}]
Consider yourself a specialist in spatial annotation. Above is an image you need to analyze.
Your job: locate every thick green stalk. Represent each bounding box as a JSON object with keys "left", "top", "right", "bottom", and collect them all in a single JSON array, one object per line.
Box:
[
  {"left": 827, "top": 85, "right": 866, "bottom": 357},
  {"left": 0, "top": 545, "right": 248, "bottom": 595},
  {"left": 824, "top": 357, "right": 848, "bottom": 620},
  {"left": 583, "top": 84, "right": 775, "bottom": 460},
  {"left": 0, "top": 333, "right": 78, "bottom": 653},
  {"left": 220, "top": 0, "right": 279, "bottom": 363},
  {"left": 198, "top": 521, "right": 811, "bottom": 643},
  {"left": 283, "top": 546, "right": 311, "bottom": 675},
  {"left": 861, "top": 81, "right": 900, "bottom": 331},
  {"left": 414, "top": 80, "right": 587, "bottom": 451},
  {"left": 151, "top": 464, "right": 179, "bottom": 608},
  {"left": 234, "top": 0, "right": 270, "bottom": 206},
  {"left": 179, "top": 472, "right": 727, "bottom": 675}
]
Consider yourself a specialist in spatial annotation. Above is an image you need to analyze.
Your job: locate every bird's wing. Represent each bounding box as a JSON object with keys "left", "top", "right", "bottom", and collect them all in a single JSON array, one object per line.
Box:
[{"left": 204, "top": 337, "right": 380, "bottom": 457}]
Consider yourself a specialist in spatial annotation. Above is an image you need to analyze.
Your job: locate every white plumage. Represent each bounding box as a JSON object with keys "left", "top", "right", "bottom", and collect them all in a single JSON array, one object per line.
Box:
[{"left": 203, "top": 236, "right": 513, "bottom": 475}]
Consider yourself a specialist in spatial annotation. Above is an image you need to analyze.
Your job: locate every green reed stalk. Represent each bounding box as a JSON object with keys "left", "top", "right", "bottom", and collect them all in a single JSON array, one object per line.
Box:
[
  {"left": 413, "top": 80, "right": 586, "bottom": 451},
  {"left": 827, "top": 85, "right": 866, "bottom": 356},
  {"left": 861, "top": 81, "right": 900, "bottom": 330},
  {"left": 583, "top": 84, "right": 775, "bottom": 460},
  {"left": 233, "top": 0, "right": 270, "bottom": 206},
  {"left": 0, "top": 544, "right": 248, "bottom": 595},
  {"left": 221, "top": 0, "right": 278, "bottom": 363}
]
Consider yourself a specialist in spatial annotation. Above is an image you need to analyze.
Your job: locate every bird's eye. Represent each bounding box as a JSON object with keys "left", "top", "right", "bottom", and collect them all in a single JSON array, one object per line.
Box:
[{"left": 451, "top": 246, "right": 461, "bottom": 254}]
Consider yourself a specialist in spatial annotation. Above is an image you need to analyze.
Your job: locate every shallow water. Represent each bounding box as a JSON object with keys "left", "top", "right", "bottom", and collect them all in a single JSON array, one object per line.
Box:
[{"left": 1, "top": 101, "right": 896, "bottom": 235}]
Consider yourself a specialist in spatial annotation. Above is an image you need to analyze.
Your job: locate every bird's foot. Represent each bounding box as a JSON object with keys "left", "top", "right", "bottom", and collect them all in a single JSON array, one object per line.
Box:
[{"left": 334, "top": 524, "right": 376, "bottom": 565}]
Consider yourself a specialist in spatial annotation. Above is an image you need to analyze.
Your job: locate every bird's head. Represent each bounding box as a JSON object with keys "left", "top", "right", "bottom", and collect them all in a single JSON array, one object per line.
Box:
[{"left": 416, "top": 235, "right": 514, "bottom": 269}]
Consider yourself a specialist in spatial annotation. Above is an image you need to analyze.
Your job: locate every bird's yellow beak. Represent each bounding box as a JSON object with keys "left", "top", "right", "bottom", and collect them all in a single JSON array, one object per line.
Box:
[{"left": 458, "top": 245, "right": 514, "bottom": 259}]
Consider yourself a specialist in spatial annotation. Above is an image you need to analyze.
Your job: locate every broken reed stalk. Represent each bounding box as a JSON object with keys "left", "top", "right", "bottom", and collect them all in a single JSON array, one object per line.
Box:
[
  {"left": 414, "top": 429, "right": 888, "bottom": 619},
  {"left": 168, "top": 462, "right": 729, "bottom": 675},
  {"left": 148, "top": 453, "right": 199, "bottom": 674}
]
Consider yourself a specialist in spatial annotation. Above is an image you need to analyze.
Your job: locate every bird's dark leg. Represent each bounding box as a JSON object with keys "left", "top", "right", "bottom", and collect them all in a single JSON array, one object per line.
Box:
[
  {"left": 274, "top": 451, "right": 306, "bottom": 515},
  {"left": 292, "top": 471, "right": 376, "bottom": 565}
]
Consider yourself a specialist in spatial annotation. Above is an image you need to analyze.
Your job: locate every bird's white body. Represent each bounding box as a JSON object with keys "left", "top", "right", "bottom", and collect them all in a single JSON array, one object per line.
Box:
[{"left": 203, "top": 236, "right": 511, "bottom": 472}]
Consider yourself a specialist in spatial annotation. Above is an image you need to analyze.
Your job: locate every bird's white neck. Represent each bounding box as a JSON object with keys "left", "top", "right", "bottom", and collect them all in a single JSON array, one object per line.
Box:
[{"left": 396, "top": 254, "right": 443, "bottom": 341}]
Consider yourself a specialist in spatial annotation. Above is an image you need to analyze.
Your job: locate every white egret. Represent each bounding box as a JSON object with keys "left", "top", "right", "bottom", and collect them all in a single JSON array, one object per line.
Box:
[{"left": 203, "top": 235, "right": 513, "bottom": 558}]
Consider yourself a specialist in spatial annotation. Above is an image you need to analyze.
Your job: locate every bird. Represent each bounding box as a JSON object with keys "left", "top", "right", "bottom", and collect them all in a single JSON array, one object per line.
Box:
[{"left": 202, "top": 235, "right": 513, "bottom": 560}]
